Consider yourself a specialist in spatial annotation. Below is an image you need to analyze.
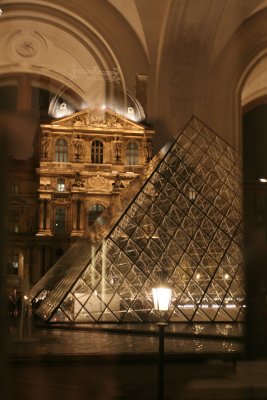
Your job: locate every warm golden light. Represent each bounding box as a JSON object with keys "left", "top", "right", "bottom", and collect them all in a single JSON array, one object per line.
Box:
[{"left": 152, "top": 287, "right": 172, "bottom": 311}]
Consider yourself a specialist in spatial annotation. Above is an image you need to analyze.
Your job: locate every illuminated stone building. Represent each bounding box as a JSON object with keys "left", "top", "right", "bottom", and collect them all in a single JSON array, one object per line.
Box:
[
  {"left": 35, "top": 108, "right": 154, "bottom": 277},
  {"left": 7, "top": 108, "right": 154, "bottom": 291}
]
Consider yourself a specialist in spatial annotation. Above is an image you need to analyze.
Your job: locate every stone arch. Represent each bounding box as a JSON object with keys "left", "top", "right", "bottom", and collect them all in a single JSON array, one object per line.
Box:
[{"left": 0, "top": 1, "right": 148, "bottom": 111}]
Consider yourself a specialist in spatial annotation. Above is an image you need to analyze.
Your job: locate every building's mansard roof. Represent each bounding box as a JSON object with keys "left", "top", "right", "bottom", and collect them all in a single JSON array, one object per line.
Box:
[{"left": 30, "top": 117, "right": 244, "bottom": 323}]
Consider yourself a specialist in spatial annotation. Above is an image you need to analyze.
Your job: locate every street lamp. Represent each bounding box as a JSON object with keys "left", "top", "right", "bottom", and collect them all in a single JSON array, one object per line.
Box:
[{"left": 152, "top": 281, "right": 172, "bottom": 400}]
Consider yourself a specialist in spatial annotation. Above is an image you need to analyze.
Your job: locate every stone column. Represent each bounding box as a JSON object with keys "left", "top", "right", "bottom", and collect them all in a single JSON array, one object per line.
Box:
[
  {"left": 72, "top": 200, "right": 77, "bottom": 231},
  {"left": 38, "top": 200, "right": 44, "bottom": 231},
  {"left": 45, "top": 200, "right": 51, "bottom": 230},
  {"left": 80, "top": 201, "right": 85, "bottom": 231},
  {"left": 17, "top": 75, "right": 32, "bottom": 113}
]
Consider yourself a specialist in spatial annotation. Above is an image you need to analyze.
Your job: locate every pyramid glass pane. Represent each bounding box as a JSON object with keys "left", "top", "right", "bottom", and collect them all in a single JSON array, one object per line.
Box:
[{"left": 30, "top": 117, "right": 244, "bottom": 323}]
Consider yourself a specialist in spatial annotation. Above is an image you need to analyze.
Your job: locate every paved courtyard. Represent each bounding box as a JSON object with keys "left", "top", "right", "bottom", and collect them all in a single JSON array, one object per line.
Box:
[{"left": 3, "top": 318, "right": 264, "bottom": 400}]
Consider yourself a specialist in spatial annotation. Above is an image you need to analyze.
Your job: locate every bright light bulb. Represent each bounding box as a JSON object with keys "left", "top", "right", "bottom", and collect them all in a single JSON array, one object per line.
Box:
[
  {"left": 259, "top": 178, "right": 267, "bottom": 183},
  {"left": 152, "top": 287, "right": 172, "bottom": 311}
]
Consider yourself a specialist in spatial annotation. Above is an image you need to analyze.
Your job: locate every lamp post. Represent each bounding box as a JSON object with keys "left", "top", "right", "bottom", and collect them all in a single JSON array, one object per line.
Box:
[{"left": 152, "top": 283, "right": 172, "bottom": 400}]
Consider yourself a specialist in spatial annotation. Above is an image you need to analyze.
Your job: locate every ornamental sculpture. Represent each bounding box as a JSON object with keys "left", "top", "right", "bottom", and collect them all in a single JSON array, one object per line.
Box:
[
  {"left": 72, "top": 135, "right": 84, "bottom": 162},
  {"left": 41, "top": 134, "right": 51, "bottom": 160},
  {"left": 112, "top": 137, "right": 123, "bottom": 164},
  {"left": 143, "top": 138, "right": 153, "bottom": 163}
]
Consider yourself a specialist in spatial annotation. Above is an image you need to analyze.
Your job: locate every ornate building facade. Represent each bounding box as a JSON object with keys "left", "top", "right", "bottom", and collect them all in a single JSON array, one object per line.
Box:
[{"left": 7, "top": 107, "right": 154, "bottom": 293}]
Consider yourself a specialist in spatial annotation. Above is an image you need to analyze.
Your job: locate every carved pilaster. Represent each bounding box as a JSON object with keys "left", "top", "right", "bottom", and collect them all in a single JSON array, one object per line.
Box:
[
  {"left": 38, "top": 199, "right": 44, "bottom": 230},
  {"left": 71, "top": 200, "right": 83, "bottom": 236},
  {"left": 37, "top": 199, "right": 52, "bottom": 236},
  {"left": 72, "top": 200, "right": 77, "bottom": 231},
  {"left": 45, "top": 200, "right": 51, "bottom": 231},
  {"left": 80, "top": 201, "right": 85, "bottom": 231}
]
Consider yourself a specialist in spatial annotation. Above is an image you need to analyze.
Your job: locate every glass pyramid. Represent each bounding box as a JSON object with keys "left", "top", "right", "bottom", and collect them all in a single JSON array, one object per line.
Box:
[{"left": 31, "top": 117, "right": 244, "bottom": 323}]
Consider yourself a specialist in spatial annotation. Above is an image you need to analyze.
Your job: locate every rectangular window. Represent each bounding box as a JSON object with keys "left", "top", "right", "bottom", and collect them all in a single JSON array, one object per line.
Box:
[
  {"left": 55, "top": 208, "right": 66, "bottom": 233},
  {"left": 8, "top": 210, "right": 19, "bottom": 233},
  {"left": 57, "top": 179, "right": 65, "bottom": 192},
  {"left": 91, "top": 140, "right": 104, "bottom": 164},
  {"left": 126, "top": 142, "right": 139, "bottom": 165},
  {"left": 11, "top": 182, "right": 19, "bottom": 193},
  {"left": 7, "top": 248, "right": 19, "bottom": 275}
]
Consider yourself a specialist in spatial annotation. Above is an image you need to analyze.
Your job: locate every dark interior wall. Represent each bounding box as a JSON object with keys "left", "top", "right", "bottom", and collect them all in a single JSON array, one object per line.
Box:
[
  {"left": 243, "top": 105, "right": 267, "bottom": 359},
  {"left": 243, "top": 104, "right": 267, "bottom": 182}
]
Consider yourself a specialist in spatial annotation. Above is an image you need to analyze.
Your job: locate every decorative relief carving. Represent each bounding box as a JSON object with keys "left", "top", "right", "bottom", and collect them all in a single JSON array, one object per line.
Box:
[
  {"left": 88, "top": 175, "right": 111, "bottom": 191},
  {"left": 16, "top": 39, "right": 37, "bottom": 58},
  {"left": 72, "top": 135, "right": 84, "bottom": 162},
  {"left": 7, "top": 30, "right": 47, "bottom": 62},
  {"left": 72, "top": 172, "right": 85, "bottom": 188},
  {"left": 60, "top": 110, "right": 137, "bottom": 130}
]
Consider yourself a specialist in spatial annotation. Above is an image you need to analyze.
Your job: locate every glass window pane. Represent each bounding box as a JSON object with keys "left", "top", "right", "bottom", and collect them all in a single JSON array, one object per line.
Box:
[
  {"left": 126, "top": 142, "right": 138, "bottom": 165},
  {"left": 55, "top": 139, "right": 68, "bottom": 162},
  {"left": 88, "top": 204, "right": 105, "bottom": 225},
  {"left": 57, "top": 178, "right": 65, "bottom": 191},
  {"left": 91, "top": 140, "right": 103, "bottom": 164},
  {"left": 7, "top": 248, "right": 19, "bottom": 275},
  {"left": 55, "top": 208, "right": 66, "bottom": 233},
  {"left": 8, "top": 210, "right": 19, "bottom": 233}
]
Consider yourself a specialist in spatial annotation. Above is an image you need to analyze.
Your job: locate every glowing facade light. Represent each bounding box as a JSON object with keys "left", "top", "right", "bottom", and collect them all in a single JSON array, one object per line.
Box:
[
  {"left": 259, "top": 178, "right": 267, "bottom": 183},
  {"left": 152, "top": 287, "right": 172, "bottom": 312}
]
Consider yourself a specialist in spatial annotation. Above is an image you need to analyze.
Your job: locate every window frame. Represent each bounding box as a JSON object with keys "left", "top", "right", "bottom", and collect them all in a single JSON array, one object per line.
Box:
[
  {"left": 8, "top": 209, "right": 19, "bottom": 233},
  {"left": 126, "top": 141, "right": 139, "bottom": 165},
  {"left": 54, "top": 207, "right": 66, "bottom": 234},
  {"left": 7, "top": 247, "right": 19, "bottom": 275},
  {"left": 55, "top": 138, "right": 68, "bottom": 162},
  {"left": 88, "top": 204, "right": 105, "bottom": 226},
  {"left": 91, "top": 139, "right": 104, "bottom": 164},
  {"left": 57, "top": 178, "right": 66, "bottom": 192}
]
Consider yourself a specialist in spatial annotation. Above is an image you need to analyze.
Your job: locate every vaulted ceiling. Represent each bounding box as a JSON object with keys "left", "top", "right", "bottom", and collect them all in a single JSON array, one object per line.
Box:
[{"left": 1, "top": 0, "right": 267, "bottom": 154}]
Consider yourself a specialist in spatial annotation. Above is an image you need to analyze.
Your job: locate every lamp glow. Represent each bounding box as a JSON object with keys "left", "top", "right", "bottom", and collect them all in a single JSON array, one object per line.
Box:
[{"left": 152, "top": 287, "right": 172, "bottom": 311}]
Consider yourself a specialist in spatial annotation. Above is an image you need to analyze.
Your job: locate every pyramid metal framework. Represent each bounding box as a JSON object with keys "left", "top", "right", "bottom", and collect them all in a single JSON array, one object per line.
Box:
[{"left": 31, "top": 117, "right": 244, "bottom": 323}]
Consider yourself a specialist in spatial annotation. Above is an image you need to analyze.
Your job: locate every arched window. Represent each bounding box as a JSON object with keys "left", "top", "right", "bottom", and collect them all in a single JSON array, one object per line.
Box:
[
  {"left": 126, "top": 142, "right": 138, "bottom": 165},
  {"left": 88, "top": 204, "right": 105, "bottom": 225},
  {"left": 55, "top": 139, "right": 68, "bottom": 162},
  {"left": 91, "top": 140, "right": 103, "bottom": 164}
]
